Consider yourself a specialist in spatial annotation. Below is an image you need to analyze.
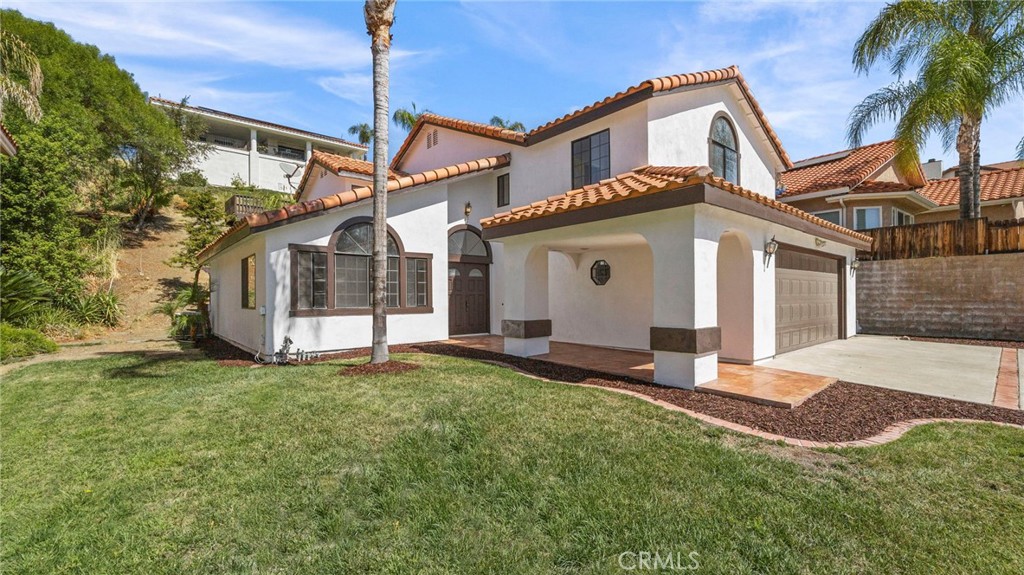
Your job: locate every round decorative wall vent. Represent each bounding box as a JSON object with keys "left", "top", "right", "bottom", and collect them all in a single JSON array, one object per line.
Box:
[{"left": 590, "top": 259, "right": 611, "bottom": 286}]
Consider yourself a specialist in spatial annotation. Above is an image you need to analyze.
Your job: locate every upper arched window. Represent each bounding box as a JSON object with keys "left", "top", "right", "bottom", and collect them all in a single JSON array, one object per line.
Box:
[
  {"left": 335, "top": 222, "right": 399, "bottom": 308},
  {"left": 709, "top": 116, "right": 739, "bottom": 184},
  {"left": 448, "top": 227, "right": 492, "bottom": 264}
]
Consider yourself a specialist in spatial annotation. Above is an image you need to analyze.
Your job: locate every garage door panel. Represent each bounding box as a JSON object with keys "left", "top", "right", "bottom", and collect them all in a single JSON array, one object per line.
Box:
[{"left": 775, "top": 249, "right": 840, "bottom": 354}]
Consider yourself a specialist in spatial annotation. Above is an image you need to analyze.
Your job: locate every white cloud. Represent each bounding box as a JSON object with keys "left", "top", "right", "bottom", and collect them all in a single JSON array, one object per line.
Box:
[{"left": 316, "top": 73, "right": 373, "bottom": 106}]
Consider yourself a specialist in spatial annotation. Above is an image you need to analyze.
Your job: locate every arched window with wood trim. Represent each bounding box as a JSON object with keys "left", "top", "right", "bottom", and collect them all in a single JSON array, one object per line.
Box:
[
  {"left": 447, "top": 226, "right": 492, "bottom": 264},
  {"left": 709, "top": 115, "right": 739, "bottom": 184},
  {"left": 289, "top": 217, "right": 433, "bottom": 316}
]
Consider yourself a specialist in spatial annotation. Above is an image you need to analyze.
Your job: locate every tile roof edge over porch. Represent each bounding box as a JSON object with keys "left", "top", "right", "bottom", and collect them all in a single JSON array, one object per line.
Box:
[
  {"left": 196, "top": 153, "right": 511, "bottom": 263},
  {"left": 479, "top": 165, "right": 872, "bottom": 249}
]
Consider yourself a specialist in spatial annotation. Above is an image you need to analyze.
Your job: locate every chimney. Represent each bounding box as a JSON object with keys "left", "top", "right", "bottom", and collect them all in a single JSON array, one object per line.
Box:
[{"left": 920, "top": 158, "right": 943, "bottom": 180}]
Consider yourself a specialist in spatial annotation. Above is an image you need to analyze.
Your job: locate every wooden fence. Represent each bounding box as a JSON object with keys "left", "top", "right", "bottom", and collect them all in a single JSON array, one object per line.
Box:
[
  {"left": 858, "top": 217, "right": 1024, "bottom": 260},
  {"left": 225, "top": 195, "right": 266, "bottom": 219}
]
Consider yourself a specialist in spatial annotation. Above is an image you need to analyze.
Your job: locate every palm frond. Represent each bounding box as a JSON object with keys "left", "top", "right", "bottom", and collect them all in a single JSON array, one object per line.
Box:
[
  {"left": 846, "top": 81, "right": 920, "bottom": 147},
  {"left": 853, "top": 0, "right": 946, "bottom": 75},
  {"left": 0, "top": 76, "right": 43, "bottom": 122}
]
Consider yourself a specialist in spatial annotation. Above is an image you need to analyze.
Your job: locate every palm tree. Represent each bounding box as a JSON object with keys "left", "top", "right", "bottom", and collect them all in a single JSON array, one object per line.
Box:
[
  {"left": 489, "top": 116, "right": 526, "bottom": 132},
  {"left": 848, "top": 0, "right": 1024, "bottom": 220},
  {"left": 391, "top": 101, "right": 430, "bottom": 131},
  {"left": 0, "top": 30, "right": 43, "bottom": 122},
  {"left": 348, "top": 122, "right": 373, "bottom": 146},
  {"left": 365, "top": 0, "right": 397, "bottom": 364}
]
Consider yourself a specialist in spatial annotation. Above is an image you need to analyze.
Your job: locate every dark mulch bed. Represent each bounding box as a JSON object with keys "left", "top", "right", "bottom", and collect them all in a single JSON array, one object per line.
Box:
[
  {"left": 903, "top": 336, "right": 1023, "bottom": 349},
  {"left": 407, "top": 343, "right": 1024, "bottom": 443},
  {"left": 340, "top": 360, "right": 420, "bottom": 376}
]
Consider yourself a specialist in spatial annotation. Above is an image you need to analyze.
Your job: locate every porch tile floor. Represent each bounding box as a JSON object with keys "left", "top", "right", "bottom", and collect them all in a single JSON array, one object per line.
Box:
[{"left": 443, "top": 336, "right": 836, "bottom": 408}]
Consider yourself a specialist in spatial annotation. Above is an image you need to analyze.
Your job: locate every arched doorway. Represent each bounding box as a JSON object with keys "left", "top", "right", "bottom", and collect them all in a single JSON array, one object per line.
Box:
[
  {"left": 717, "top": 230, "right": 754, "bottom": 363},
  {"left": 448, "top": 226, "right": 491, "bottom": 335}
]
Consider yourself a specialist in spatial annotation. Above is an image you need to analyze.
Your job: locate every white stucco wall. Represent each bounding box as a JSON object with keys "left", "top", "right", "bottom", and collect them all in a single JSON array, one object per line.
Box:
[
  {"left": 258, "top": 154, "right": 304, "bottom": 193},
  {"left": 207, "top": 234, "right": 267, "bottom": 354},
  {"left": 510, "top": 104, "right": 649, "bottom": 204},
  {"left": 300, "top": 170, "right": 373, "bottom": 202},
  {"left": 548, "top": 245, "right": 653, "bottom": 350},
  {"left": 647, "top": 85, "right": 781, "bottom": 198},
  {"left": 197, "top": 145, "right": 250, "bottom": 187},
  {"left": 398, "top": 126, "right": 515, "bottom": 175}
]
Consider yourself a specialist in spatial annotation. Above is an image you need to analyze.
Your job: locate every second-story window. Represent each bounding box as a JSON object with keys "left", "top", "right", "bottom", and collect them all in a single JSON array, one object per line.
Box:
[
  {"left": 709, "top": 116, "right": 739, "bottom": 184},
  {"left": 571, "top": 129, "right": 610, "bottom": 188},
  {"left": 497, "top": 174, "right": 510, "bottom": 207}
]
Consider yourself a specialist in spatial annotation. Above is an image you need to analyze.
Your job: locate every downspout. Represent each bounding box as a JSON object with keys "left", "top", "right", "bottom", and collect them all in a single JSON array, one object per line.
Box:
[{"left": 838, "top": 196, "right": 848, "bottom": 228}]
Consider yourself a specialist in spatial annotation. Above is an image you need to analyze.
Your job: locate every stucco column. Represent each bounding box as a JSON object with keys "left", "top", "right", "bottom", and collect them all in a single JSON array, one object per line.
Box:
[
  {"left": 248, "top": 129, "right": 259, "bottom": 186},
  {"left": 645, "top": 212, "right": 720, "bottom": 388},
  {"left": 305, "top": 141, "right": 313, "bottom": 161},
  {"left": 501, "top": 242, "right": 550, "bottom": 357}
]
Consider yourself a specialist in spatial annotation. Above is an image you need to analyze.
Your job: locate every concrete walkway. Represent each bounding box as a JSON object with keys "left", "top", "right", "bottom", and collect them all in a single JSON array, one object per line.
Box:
[{"left": 763, "top": 336, "right": 1004, "bottom": 405}]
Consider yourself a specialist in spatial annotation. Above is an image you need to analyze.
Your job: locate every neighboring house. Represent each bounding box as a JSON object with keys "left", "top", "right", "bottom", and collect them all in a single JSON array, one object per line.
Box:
[
  {"left": 779, "top": 142, "right": 1024, "bottom": 228},
  {"left": 939, "top": 159, "right": 1023, "bottom": 180},
  {"left": 0, "top": 122, "right": 17, "bottom": 156},
  {"left": 197, "top": 65, "right": 870, "bottom": 390},
  {"left": 149, "top": 98, "right": 367, "bottom": 193}
]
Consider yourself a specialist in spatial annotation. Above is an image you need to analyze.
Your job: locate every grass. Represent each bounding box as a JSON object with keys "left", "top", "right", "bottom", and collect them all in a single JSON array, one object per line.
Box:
[
  {"left": 0, "top": 324, "right": 57, "bottom": 361},
  {"left": 2, "top": 352, "right": 1023, "bottom": 574}
]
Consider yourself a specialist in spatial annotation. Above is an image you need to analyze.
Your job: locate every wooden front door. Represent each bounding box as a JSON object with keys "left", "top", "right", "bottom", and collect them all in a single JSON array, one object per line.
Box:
[{"left": 449, "top": 263, "right": 489, "bottom": 335}]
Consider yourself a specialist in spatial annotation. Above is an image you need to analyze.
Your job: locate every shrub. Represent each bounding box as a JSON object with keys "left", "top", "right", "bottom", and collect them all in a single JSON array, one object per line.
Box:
[
  {"left": 0, "top": 324, "right": 58, "bottom": 361},
  {"left": 0, "top": 267, "right": 51, "bottom": 325},
  {"left": 62, "top": 291, "right": 123, "bottom": 327},
  {"left": 176, "top": 170, "right": 207, "bottom": 187},
  {"left": 21, "top": 307, "right": 83, "bottom": 340}
]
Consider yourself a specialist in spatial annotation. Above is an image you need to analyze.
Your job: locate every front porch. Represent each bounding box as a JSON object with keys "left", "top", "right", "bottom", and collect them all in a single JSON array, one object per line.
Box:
[{"left": 445, "top": 335, "right": 835, "bottom": 408}]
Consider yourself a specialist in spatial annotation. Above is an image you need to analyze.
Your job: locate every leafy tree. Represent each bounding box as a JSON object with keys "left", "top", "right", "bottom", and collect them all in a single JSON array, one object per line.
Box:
[
  {"left": 169, "top": 188, "right": 229, "bottom": 271},
  {"left": 365, "top": 0, "right": 397, "bottom": 364},
  {"left": 849, "top": 0, "right": 1024, "bottom": 219},
  {"left": 348, "top": 122, "right": 373, "bottom": 145},
  {"left": 0, "top": 29, "right": 43, "bottom": 121},
  {"left": 391, "top": 101, "right": 429, "bottom": 131},
  {"left": 489, "top": 116, "right": 526, "bottom": 131}
]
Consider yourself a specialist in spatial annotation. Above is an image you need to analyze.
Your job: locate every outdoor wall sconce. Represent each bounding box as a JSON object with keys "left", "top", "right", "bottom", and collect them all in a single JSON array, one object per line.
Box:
[
  {"left": 815, "top": 238, "right": 827, "bottom": 248},
  {"left": 590, "top": 259, "right": 611, "bottom": 285},
  {"left": 464, "top": 201, "right": 473, "bottom": 217},
  {"left": 850, "top": 258, "right": 861, "bottom": 275},
  {"left": 763, "top": 236, "right": 779, "bottom": 268}
]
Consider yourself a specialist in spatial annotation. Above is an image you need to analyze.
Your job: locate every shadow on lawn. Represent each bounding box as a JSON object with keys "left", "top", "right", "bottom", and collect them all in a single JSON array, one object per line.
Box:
[{"left": 97, "top": 345, "right": 201, "bottom": 379}]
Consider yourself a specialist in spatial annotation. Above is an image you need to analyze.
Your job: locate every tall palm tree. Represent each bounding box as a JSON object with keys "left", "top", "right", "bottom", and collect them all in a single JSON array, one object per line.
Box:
[
  {"left": 0, "top": 30, "right": 43, "bottom": 122},
  {"left": 391, "top": 101, "right": 429, "bottom": 131},
  {"left": 848, "top": 0, "right": 1024, "bottom": 220},
  {"left": 365, "top": 0, "right": 397, "bottom": 364},
  {"left": 489, "top": 116, "right": 526, "bottom": 132},
  {"left": 348, "top": 122, "right": 373, "bottom": 146}
]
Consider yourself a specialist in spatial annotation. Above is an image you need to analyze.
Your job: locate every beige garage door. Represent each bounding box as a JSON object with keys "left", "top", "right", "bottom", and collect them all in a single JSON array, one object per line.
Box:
[{"left": 775, "top": 248, "right": 840, "bottom": 354}]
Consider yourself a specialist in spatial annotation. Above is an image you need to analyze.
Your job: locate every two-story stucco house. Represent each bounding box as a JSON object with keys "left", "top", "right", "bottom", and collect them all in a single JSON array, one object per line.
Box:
[
  {"left": 196, "top": 66, "right": 871, "bottom": 390},
  {"left": 150, "top": 98, "right": 367, "bottom": 193}
]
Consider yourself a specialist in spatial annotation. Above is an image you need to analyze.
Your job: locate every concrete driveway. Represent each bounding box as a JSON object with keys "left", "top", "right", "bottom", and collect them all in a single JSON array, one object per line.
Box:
[{"left": 762, "top": 335, "right": 1004, "bottom": 405}]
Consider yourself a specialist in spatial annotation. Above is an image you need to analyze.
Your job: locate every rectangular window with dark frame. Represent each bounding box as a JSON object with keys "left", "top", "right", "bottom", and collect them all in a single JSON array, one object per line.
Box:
[
  {"left": 296, "top": 251, "right": 327, "bottom": 309},
  {"left": 334, "top": 255, "right": 400, "bottom": 309},
  {"left": 497, "top": 174, "right": 510, "bottom": 207},
  {"left": 571, "top": 129, "right": 610, "bottom": 188},
  {"left": 241, "top": 254, "right": 256, "bottom": 309},
  {"left": 405, "top": 258, "right": 428, "bottom": 307}
]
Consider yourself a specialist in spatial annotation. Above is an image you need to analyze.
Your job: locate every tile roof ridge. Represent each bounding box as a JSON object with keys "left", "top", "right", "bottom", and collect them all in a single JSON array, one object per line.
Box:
[{"left": 788, "top": 139, "right": 897, "bottom": 169}]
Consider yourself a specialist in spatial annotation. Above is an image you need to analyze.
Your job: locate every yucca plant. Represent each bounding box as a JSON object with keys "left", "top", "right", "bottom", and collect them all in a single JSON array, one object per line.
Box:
[{"left": 0, "top": 267, "right": 51, "bottom": 325}]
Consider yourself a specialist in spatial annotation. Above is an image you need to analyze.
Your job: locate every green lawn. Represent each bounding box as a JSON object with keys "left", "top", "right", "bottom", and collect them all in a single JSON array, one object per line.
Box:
[{"left": 3, "top": 352, "right": 1023, "bottom": 574}]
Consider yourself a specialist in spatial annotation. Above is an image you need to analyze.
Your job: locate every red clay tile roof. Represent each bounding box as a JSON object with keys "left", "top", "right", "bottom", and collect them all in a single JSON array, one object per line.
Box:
[
  {"left": 0, "top": 121, "right": 17, "bottom": 155},
  {"left": 846, "top": 180, "right": 918, "bottom": 195},
  {"left": 918, "top": 167, "right": 1024, "bottom": 207},
  {"left": 480, "top": 165, "right": 870, "bottom": 243},
  {"left": 295, "top": 150, "right": 401, "bottom": 200},
  {"left": 778, "top": 141, "right": 902, "bottom": 198},
  {"left": 198, "top": 154, "right": 510, "bottom": 262},
  {"left": 390, "top": 65, "right": 792, "bottom": 170},
  {"left": 149, "top": 97, "right": 366, "bottom": 150}
]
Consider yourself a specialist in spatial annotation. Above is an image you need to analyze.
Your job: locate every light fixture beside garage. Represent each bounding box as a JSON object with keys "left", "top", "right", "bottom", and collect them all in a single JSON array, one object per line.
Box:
[
  {"left": 590, "top": 259, "right": 611, "bottom": 285},
  {"left": 763, "top": 236, "right": 779, "bottom": 267},
  {"left": 850, "top": 258, "right": 861, "bottom": 274}
]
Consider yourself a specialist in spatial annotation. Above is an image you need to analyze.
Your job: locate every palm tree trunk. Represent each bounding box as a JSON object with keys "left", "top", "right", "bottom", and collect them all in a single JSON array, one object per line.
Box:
[
  {"left": 365, "top": 0, "right": 396, "bottom": 364},
  {"left": 971, "top": 122, "right": 981, "bottom": 218},
  {"left": 955, "top": 117, "right": 979, "bottom": 220}
]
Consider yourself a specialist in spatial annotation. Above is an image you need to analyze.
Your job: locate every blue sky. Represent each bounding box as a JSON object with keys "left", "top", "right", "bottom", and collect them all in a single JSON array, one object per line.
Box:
[{"left": 9, "top": 0, "right": 1023, "bottom": 168}]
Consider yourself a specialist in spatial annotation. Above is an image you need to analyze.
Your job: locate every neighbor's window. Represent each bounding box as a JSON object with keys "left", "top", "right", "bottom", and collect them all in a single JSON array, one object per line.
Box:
[
  {"left": 571, "top": 129, "right": 610, "bottom": 188},
  {"left": 854, "top": 207, "right": 882, "bottom": 230},
  {"left": 709, "top": 116, "right": 739, "bottom": 184},
  {"left": 497, "top": 173, "right": 510, "bottom": 207},
  {"left": 295, "top": 251, "right": 327, "bottom": 309},
  {"left": 241, "top": 254, "right": 256, "bottom": 309},
  {"left": 892, "top": 208, "right": 914, "bottom": 226},
  {"left": 334, "top": 222, "right": 399, "bottom": 308},
  {"left": 813, "top": 210, "right": 842, "bottom": 226}
]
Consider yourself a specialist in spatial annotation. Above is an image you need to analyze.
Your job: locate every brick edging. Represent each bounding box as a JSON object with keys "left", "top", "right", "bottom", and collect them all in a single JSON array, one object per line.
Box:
[
  {"left": 485, "top": 361, "right": 1024, "bottom": 449},
  {"left": 993, "top": 348, "right": 1021, "bottom": 410}
]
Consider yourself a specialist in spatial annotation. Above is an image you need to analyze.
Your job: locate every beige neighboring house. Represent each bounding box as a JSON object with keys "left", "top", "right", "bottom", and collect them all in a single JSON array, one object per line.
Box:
[
  {"left": 779, "top": 141, "right": 1024, "bottom": 229},
  {"left": 0, "top": 122, "right": 17, "bottom": 156}
]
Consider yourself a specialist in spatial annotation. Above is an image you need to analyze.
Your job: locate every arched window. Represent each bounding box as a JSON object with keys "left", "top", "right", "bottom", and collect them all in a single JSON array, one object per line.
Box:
[
  {"left": 290, "top": 217, "right": 433, "bottom": 315},
  {"left": 335, "top": 222, "right": 400, "bottom": 308},
  {"left": 447, "top": 228, "right": 491, "bottom": 263},
  {"left": 709, "top": 115, "right": 739, "bottom": 184}
]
